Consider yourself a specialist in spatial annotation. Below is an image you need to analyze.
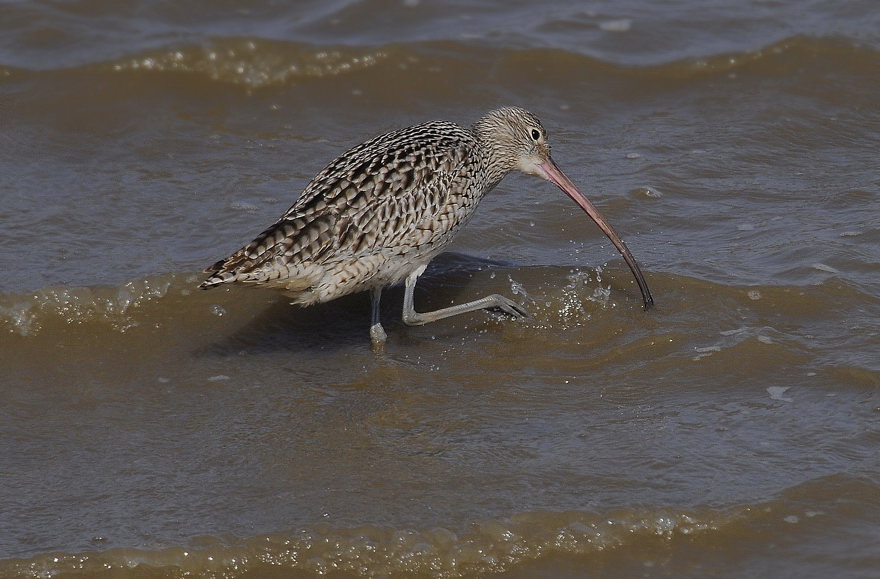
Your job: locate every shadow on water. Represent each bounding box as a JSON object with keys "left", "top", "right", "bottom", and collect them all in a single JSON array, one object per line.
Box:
[{"left": 195, "top": 252, "right": 523, "bottom": 356}]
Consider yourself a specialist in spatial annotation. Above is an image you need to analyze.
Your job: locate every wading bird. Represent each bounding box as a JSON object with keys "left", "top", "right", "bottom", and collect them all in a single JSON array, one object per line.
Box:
[{"left": 200, "top": 107, "right": 653, "bottom": 345}]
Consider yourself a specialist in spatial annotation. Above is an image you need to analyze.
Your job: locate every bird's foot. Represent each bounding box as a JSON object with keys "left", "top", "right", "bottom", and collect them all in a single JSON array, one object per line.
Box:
[
  {"left": 485, "top": 294, "right": 529, "bottom": 319},
  {"left": 370, "top": 322, "right": 388, "bottom": 349}
]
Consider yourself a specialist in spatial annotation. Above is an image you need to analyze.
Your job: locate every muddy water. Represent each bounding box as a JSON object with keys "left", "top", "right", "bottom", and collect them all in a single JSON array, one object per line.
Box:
[{"left": 1, "top": 1, "right": 878, "bottom": 577}]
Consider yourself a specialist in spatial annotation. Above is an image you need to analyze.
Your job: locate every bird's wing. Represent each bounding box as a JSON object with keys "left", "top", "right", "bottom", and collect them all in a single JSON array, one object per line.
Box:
[
  {"left": 325, "top": 141, "right": 471, "bottom": 258},
  {"left": 201, "top": 123, "right": 473, "bottom": 286}
]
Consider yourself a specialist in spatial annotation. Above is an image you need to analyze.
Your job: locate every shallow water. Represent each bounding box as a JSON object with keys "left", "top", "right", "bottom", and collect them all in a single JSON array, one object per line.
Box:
[{"left": 1, "top": 1, "right": 879, "bottom": 577}]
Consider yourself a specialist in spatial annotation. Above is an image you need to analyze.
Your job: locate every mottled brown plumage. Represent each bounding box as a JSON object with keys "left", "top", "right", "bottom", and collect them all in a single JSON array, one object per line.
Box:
[{"left": 200, "top": 107, "right": 653, "bottom": 345}]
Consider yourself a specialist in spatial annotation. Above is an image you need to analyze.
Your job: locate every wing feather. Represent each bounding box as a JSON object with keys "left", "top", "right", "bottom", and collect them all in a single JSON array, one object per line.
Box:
[{"left": 200, "top": 121, "right": 476, "bottom": 289}]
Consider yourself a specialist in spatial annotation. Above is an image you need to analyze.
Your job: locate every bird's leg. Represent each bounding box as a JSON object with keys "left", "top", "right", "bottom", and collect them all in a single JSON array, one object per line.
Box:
[
  {"left": 369, "top": 287, "right": 387, "bottom": 345},
  {"left": 401, "top": 266, "right": 529, "bottom": 327}
]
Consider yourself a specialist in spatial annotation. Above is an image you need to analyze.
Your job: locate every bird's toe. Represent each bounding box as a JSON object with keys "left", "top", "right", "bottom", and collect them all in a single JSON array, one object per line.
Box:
[{"left": 488, "top": 295, "right": 529, "bottom": 319}]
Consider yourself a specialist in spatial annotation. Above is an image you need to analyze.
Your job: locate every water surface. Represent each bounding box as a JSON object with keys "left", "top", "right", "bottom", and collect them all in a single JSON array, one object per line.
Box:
[{"left": 1, "top": 1, "right": 878, "bottom": 577}]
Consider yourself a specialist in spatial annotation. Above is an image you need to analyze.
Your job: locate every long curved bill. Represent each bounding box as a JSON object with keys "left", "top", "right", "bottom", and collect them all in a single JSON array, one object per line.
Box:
[{"left": 538, "top": 159, "right": 654, "bottom": 309}]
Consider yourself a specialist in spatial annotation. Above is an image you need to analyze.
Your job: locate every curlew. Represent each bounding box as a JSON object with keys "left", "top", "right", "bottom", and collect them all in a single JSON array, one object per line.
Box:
[{"left": 200, "top": 107, "right": 653, "bottom": 345}]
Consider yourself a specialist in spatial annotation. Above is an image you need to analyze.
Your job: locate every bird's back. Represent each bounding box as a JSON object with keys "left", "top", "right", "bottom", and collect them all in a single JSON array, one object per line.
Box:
[{"left": 200, "top": 120, "right": 493, "bottom": 304}]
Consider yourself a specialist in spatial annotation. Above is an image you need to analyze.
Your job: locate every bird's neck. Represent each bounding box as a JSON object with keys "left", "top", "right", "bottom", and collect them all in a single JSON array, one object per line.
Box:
[{"left": 469, "top": 126, "right": 516, "bottom": 186}]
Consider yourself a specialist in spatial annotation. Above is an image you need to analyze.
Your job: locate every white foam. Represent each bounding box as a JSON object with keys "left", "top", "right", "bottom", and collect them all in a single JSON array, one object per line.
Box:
[
  {"left": 600, "top": 19, "right": 632, "bottom": 32},
  {"left": 767, "top": 386, "right": 792, "bottom": 402},
  {"left": 811, "top": 263, "right": 839, "bottom": 273}
]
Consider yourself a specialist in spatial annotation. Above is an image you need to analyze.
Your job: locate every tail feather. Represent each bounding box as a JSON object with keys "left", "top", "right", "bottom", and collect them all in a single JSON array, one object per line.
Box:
[
  {"left": 198, "top": 269, "right": 237, "bottom": 290},
  {"left": 198, "top": 249, "right": 257, "bottom": 289},
  {"left": 198, "top": 249, "right": 317, "bottom": 293}
]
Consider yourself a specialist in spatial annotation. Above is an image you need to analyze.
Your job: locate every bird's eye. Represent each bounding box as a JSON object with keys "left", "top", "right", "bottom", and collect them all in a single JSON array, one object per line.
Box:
[{"left": 530, "top": 128, "right": 541, "bottom": 141}]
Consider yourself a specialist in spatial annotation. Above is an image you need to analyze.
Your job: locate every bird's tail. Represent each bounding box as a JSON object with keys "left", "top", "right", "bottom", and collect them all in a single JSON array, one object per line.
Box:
[{"left": 198, "top": 264, "right": 236, "bottom": 290}]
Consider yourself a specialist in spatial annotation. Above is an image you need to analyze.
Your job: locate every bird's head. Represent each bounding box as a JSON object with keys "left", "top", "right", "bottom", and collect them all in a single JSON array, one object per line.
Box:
[{"left": 473, "top": 106, "right": 553, "bottom": 177}]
